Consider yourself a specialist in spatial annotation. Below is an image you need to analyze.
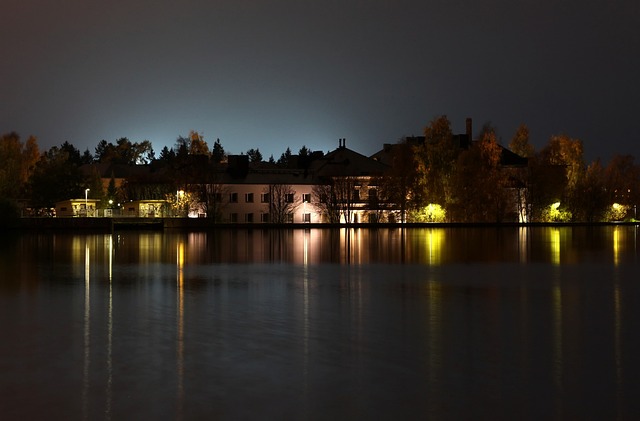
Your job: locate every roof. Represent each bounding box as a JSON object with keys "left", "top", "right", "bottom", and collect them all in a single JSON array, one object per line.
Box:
[{"left": 309, "top": 146, "right": 389, "bottom": 178}]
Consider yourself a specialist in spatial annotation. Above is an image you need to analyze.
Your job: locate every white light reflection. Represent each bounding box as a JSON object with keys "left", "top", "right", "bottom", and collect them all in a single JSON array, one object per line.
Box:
[
  {"left": 83, "top": 240, "right": 90, "bottom": 420},
  {"left": 518, "top": 227, "right": 529, "bottom": 263},
  {"left": 106, "top": 235, "right": 113, "bottom": 420}
]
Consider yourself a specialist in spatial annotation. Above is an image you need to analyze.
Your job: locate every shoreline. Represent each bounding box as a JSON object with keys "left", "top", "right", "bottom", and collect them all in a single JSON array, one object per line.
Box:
[{"left": 3, "top": 217, "right": 639, "bottom": 232}]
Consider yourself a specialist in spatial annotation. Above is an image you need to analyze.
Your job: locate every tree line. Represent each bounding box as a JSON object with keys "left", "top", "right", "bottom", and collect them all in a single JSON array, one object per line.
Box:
[
  {"left": 0, "top": 130, "right": 316, "bottom": 218},
  {"left": 383, "top": 116, "right": 639, "bottom": 223},
  {"left": 1, "top": 120, "right": 639, "bottom": 223}
]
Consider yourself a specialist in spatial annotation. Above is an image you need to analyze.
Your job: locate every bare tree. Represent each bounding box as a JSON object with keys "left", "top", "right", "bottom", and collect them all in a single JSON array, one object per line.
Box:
[
  {"left": 267, "top": 184, "right": 298, "bottom": 223},
  {"left": 333, "top": 176, "right": 358, "bottom": 223},
  {"left": 312, "top": 183, "right": 340, "bottom": 223}
]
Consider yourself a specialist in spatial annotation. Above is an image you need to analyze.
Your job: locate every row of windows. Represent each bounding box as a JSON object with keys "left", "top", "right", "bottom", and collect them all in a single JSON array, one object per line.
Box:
[
  {"left": 228, "top": 193, "right": 312, "bottom": 203},
  {"left": 216, "top": 190, "right": 377, "bottom": 204},
  {"left": 229, "top": 213, "right": 312, "bottom": 223}
]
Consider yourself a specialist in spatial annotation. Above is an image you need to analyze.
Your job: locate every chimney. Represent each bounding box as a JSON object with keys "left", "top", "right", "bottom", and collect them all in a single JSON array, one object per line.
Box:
[
  {"left": 466, "top": 118, "right": 472, "bottom": 139},
  {"left": 339, "top": 138, "right": 346, "bottom": 149}
]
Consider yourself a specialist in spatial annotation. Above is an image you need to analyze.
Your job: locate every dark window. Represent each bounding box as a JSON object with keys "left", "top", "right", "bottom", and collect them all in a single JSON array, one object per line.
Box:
[
  {"left": 302, "top": 193, "right": 311, "bottom": 203},
  {"left": 285, "top": 193, "right": 294, "bottom": 203},
  {"left": 245, "top": 213, "right": 254, "bottom": 223},
  {"left": 230, "top": 213, "right": 238, "bottom": 223},
  {"left": 261, "top": 213, "right": 270, "bottom": 223},
  {"left": 230, "top": 193, "right": 238, "bottom": 203},
  {"left": 245, "top": 193, "right": 254, "bottom": 203},
  {"left": 303, "top": 213, "right": 311, "bottom": 223},
  {"left": 261, "top": 193, "right": 270, "bottom": 203}
]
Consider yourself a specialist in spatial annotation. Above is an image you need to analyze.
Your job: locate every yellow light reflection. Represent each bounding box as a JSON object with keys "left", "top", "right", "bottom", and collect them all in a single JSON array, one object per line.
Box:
[
  {"left": 550, "top": 228, "right": 561, "bottom": 265},
  {"left": 426, "top": 229, "right": 444, "bottom": 265},
  {"left": 613, "top": 227, "right": 620, "bottom": 266},
  {"left": 613, "top": 277, "right": 622, "bottom": 409},
  {"left": 552, "top": 282, "right": 564, "bottom": 416},
  {"left": 426, "top": 279, "right": 442, "bottom": 414},
  {"left": 176, "top": 240, "right": 185, "bottom": 419}
]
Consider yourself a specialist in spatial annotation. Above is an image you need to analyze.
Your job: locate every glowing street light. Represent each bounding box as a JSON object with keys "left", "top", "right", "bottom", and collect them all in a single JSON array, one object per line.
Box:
[{"left": 85, "top": 189, "right": 90, "bottom": 216}]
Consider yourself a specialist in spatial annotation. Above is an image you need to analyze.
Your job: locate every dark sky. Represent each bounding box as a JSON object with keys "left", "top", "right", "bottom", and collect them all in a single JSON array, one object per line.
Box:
[{"left": 2, "top": 0, "right": 639, "bottom": 162}]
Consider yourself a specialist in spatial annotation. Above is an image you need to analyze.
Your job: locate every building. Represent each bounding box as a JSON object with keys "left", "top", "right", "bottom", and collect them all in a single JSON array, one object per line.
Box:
[{"left": 55, "top": 198, "right": 101, "bottom": 217}]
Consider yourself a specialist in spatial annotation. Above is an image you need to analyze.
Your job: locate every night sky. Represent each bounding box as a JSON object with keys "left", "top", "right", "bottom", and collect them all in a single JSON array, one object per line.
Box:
[{"left": 2, "top": 0, "right": 639, "bottom": 162}]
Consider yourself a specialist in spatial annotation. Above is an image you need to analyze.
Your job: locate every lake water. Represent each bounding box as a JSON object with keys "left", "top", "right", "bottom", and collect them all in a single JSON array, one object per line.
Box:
[{"left": 1, "top": 226, "right": 639, "bottom": 420}]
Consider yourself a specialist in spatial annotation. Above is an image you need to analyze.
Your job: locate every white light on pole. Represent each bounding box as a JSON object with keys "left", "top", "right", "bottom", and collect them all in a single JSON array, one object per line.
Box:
[{"left": 85, "top": 189, "right": 90, "bottom": 216}]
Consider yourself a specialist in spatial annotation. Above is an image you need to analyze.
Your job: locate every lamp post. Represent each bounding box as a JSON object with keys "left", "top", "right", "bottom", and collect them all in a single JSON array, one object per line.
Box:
[{"left": 85, "top": 189, "right": 90, "bottom": 217}]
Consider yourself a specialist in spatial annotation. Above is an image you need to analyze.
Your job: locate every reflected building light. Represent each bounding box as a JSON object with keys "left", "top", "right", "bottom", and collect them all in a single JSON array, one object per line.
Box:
[
  {"left": 354, "top": 229, "right": 363, "bottom": 264},
  {"left": 518, "top": 227, "right": 529, "bottom": 263},
  {"left": 302, "top": 231, "right": 310, "bottom": 399},
  {"left": 106, "top": 237, "right": 113, "bottom": 420},
  {"left": 108, "top": 234, "right": 113, "bottom": 281},
  {"left": 303, "top": 229, "right": 310, "bottom": 266},
  {"left": 83, "top": 240, "right": 91, "bottom": 420}
]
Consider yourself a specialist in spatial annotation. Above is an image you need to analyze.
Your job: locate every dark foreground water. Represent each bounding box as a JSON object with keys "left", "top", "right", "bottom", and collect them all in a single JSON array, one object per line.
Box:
[{"left": 1, "top": 226, "right": 639, "bottom": 420}]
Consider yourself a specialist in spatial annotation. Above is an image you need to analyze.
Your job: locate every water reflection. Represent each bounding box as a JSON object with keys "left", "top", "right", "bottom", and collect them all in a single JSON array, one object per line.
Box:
[
  {"left": 7, "top": 226, "right": 638, "bottom": 268},
  {"left": 176, "top": 239, "right": 185, "bottom": 420},
  {"left": 2, "top": 226, "right": 640, "bottom": 419}
]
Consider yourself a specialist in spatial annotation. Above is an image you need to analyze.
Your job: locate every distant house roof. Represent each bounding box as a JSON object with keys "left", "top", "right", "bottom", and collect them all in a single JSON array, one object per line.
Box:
[
  {"left": 498, "top": 145, "right": 529, "bottom": 167},
  {"left": 309, "top": 145, "right": 389, "bottom": 178}
]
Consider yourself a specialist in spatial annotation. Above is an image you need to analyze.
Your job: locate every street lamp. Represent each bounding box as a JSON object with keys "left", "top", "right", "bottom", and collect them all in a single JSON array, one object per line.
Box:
[{"left": 85, "top": 189, "right": 90, "bottom": 216}]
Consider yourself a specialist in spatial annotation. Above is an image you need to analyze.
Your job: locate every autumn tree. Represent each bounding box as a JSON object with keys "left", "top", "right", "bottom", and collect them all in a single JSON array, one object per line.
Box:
[
  {"left": 538, "top": 134, "right": 585, "bottom": 220},
  {"left": 604, "top": 155, "right": 640, "bottom": 215},
  {"left": 415, "top": 116, "right": 459, "bottom": 209},
  {"left": 509, "top": 124, "right": 534, "bottom": 158},
  {"left": 188, "top": 130, "right": 210, "bottom": 155},
  {"left": 378, "top": 141, "right": 420, "bottom": 223},
  {"left": 449, "top": 127, "right": 509, "bottom": 222},
  {"left": 571, "top": 160, "right": 608, "bottom": 222}
]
